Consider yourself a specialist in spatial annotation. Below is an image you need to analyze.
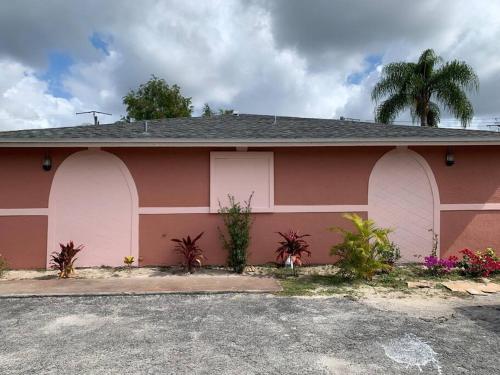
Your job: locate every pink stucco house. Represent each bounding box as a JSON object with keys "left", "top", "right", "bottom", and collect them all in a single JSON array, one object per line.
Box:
[{"left": 1, "top": 114, "right": 500, "bottom": 269}]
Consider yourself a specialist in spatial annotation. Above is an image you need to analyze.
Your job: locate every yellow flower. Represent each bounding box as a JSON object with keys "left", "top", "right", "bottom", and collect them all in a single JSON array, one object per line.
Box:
[{"left": 123, "top": 256, "right": 135, "bottom": 265}]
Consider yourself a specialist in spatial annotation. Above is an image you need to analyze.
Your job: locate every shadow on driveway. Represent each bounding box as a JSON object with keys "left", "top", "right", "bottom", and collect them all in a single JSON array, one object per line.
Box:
[{"left": 455, "top": 304, "right": 500, "bottom": 334}]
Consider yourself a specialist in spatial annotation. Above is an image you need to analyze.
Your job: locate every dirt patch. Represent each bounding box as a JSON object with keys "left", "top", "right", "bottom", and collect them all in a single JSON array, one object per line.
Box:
[
  {"left": 0, "top": 264, "right": 338, "bottom": 281},
  {"left": 0, "top": 266, "right": 235, "bottom": 281}
]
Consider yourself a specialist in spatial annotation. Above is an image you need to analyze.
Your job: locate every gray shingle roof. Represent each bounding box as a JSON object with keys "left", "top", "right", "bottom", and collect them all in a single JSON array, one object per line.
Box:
[{"left": 1, "top": 114, "right": 500, "bottom": 145}]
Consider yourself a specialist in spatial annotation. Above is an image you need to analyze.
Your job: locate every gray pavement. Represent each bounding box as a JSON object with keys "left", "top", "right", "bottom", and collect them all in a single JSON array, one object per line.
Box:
[
  {"left": 0, "top": 294, "right": 498, "bottom": 374},
  {"left": 0, "top": 276, "right": 281, "bottom": 297}
]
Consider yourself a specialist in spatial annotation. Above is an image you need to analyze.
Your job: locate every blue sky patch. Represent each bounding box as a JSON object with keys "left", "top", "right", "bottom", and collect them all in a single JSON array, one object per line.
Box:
[
  {"left": 347, "top": 54, "right": 382, "bottom": 85},
  {"left": 38, "top": 51, "right": 74, "bottom": 99},
  {"left": 90, "top": 32, "right": 110, "bottom": 55}
]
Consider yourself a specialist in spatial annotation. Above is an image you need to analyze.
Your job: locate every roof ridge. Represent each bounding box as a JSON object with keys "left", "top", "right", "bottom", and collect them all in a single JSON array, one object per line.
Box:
[{"left": 0, "top": 114, "right": 499, "bottom": 142}]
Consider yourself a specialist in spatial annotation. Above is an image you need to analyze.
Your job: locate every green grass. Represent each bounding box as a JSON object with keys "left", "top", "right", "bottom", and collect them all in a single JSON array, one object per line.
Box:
[{"left": 274, "top": 264, "right": 500, "bottom": 296}]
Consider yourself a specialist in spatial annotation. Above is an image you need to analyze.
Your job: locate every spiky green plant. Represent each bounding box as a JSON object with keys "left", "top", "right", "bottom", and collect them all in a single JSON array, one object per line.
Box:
[
  {"left": 372, "top": 49, "right": 479, "bottom": 127},
  {"left": 330, "top": 214, "right": 392, "bottom": 280}
]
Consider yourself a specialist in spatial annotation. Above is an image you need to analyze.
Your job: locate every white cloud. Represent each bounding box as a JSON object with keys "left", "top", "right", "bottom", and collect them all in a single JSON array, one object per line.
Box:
[
  {"left": 64, "top": 50, "right": 124, "bottom": 122},
  {"left": 0, "top": 0, "right": 499, "bottom": 130},
  {"left": 0, "top": 60, "right": 83, "bottom": 130}
]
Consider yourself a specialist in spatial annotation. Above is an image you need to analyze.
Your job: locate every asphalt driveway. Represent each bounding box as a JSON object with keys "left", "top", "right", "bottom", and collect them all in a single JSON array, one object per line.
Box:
[{"left": 0, "top": 294, "right": 498, "bottom": 374}]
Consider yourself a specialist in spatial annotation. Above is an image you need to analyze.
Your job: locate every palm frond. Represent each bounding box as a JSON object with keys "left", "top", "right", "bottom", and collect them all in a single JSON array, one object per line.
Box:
[
  {"left": 416, "top": 49, "right": 442, "bottom": 79},
  {"left": 434, "top": 82, "right": 474, "bottom": 127},
  {"left": 375, "top": 92, "right": 412, "bottom": 124},
  {"left": 371, "top": 62, "right": 416, "bottom": 102},
  {"left": 431, "top": 60, "right": 479, "bottom": 92}
]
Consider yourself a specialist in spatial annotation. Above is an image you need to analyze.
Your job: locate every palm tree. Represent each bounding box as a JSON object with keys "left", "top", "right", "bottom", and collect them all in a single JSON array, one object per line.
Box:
[{"left": 371, "top": 49, "right": 479, "bottom": 127}]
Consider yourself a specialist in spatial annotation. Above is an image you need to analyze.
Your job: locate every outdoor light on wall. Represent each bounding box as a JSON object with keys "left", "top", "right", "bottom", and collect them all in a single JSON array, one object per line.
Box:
[
  {"left": 42, "top": 153, "right": 52, "bottom": 171},
  {"left": 445, "top": 148, "right": 455, "bottom": 166}
]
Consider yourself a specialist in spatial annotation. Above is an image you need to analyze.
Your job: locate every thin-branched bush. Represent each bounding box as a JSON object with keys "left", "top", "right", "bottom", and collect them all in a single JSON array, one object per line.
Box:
[
  {"left": 218, "top": 194, "right": 253, "bottom": 273},
  {"left": 0, "top": 254, "right": 8, "bottom": 278}
]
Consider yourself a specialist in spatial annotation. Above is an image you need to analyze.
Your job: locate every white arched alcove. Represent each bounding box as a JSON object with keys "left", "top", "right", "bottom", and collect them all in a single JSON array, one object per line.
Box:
[
  {"left": 47, "top": 149, "right": 139, "bottom": 268},
  {"left": 368, "top": 147, "right": 440, "bottom": 261}
]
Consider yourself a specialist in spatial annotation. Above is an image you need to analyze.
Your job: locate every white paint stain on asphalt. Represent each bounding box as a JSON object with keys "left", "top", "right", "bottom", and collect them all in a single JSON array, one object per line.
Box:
[
  {"left": 41, "top": 314, "right": 116, "bottom": 334},
  {"left": 381, "top": 334, "right": 442, "bottom": 374}
]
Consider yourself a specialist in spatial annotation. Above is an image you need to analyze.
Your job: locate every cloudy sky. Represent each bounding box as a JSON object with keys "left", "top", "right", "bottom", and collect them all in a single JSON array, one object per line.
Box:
[{"left": 0, "top": 0, "right": 499, "bottom": 130}]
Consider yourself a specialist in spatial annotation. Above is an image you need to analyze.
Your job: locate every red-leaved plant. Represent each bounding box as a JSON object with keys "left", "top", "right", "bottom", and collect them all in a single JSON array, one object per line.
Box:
[
  {"left": 276, "top": 230, "right": 311, "bottom": 266},
  {"left": 172, "top": 232, "right": 205, "bottom": 273},
  {"left": 50, "top": 241, "right": 84, "bottom": 278},
  {"left": 458, "top": 248, "right": 500, "bottom": 277}
]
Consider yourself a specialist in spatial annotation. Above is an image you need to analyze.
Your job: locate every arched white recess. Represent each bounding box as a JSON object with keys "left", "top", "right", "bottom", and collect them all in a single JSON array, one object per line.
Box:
[
  {"left": 368, "top": 147, "right": 440, "bottom": 261},
  {"left": 47, "top": 149, "right": 139, "bottom": 268}
]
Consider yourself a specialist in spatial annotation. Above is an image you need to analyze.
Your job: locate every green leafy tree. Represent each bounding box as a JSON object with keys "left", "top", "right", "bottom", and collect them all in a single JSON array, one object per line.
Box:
[
  {"left": 202, "top": 103, "right": 215, "bottom": 117},
  {"left": 372, "top": 49, "right": 479, "bottom": 127},
  {"left": 123, "top": 75, "right": 193, "bottom": 120},
  {"left": 201, "top": 103, "right": 234, "bottom": 117}
]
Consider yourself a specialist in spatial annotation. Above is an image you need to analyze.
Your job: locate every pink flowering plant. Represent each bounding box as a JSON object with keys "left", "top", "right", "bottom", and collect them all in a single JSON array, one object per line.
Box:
[{"left": 423, "top": 255, "right": 458, "bottom": 276}]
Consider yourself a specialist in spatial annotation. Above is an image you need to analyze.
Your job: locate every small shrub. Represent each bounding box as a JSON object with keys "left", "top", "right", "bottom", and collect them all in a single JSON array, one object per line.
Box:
[
  {"left": 423, "top": 255, "right": 458, "bottom": 276},
  {"left": 218, "top": 194, "right": 253, "bottom": 273},
  {"left": 457, "top": 248, "right": 500, "bottom": 277},
  {"left": 379, "top": 242, "right": 401, "bottom": 266},
  {"left": 330, "top": 213, "right": 392, "bottom": 280},
  {"left": 172, "top": 232, "right": 205, "bottom": 273},
  {"left": 276, "top": 230, "right": 311, "bottom": 266},
  {"left": 123, "top": 256, "right": 135, "bottom": 270},
  {"left": 0, "top": 254, "right": 8, "bottom": 277},
  {"left": 50, "top": 241, "right": 84, "bottom": 278},
  {"left": 428, "top": 229, "right": 439, "bottom": 257}
]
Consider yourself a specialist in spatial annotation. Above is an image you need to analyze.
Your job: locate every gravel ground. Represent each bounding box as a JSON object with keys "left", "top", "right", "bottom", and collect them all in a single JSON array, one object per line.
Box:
[
  {"left": 0, "top": 265, "right": 337, "bottom": 281},
  {"left": 0, "top": 294, "right": 498, "bottom": 374}
]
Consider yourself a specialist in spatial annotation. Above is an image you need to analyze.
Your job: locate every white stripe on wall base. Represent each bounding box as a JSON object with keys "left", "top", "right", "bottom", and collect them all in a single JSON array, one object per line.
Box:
[
  {"left": 139, "top": 205, "right": 369, "bottom": 214},
  {"left": 440, "top": 203, "right": 500, "bottom": 211},
  {"left": 2, "top": 204, "right": 500, "bottom": 217},
  {"left": 0, "top": 208, "right": 49, "bottom": 216},
  {"left": 139, "top": 207, "right": 210, "bottom": 214},
  {"left": 274, "top": 205, "right": 368, "bottom": 213}
]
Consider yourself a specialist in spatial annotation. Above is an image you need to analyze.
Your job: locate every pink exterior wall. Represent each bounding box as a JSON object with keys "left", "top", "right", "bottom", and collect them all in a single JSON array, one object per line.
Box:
[
  {"left": 0, "top": 148, "right": 82, "bottom": 208},
  {"left": 140, "top": 212, "right": 364, "bottom": 266},
  {"left": 412, "top": 146, "right": 500, "bottom": 204},
  {"left": 108, "top": 148, "right": 211, "bottom": 207},
  {"left": 210, "top": 152, "right": 274, "bottom": 212},
  {"left": 48, "top": 150, "right": 139, "bottom": 267},
  {"left": 109, "top": 147, "right": 388, "bottom": 207},
  {"left": 1, "top": 145, "right": 500, "bottom": 268},
  {"left": 440, "top": 211, "right": 500, "bottom": 258},
  {"left": 0, "top": 216, "right": 47, "bottom": 269},
  {"left": 274, "top": 147, "right": 389, "bottom": 204},
  {"left": 368, "top": 148, "right": 437, "bottom": 261}
]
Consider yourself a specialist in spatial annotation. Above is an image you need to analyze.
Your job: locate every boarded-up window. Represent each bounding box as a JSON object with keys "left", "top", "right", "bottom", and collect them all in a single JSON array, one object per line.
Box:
[{"left": 210, "top": 152, "right": 274, "bottom": 212}]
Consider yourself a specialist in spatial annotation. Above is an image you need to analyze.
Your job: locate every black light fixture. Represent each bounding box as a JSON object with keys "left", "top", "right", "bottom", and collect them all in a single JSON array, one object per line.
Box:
[
  {"left": 42, "top": 153, "right": 52, "bottom": 171},
  {"left": 445, "top": 148, "right": 455, "bottom": 166}
]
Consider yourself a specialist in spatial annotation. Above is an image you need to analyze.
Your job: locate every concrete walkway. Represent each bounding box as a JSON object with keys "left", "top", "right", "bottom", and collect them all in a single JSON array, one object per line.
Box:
[{"left": 0, "top": 275, "right": 282, "bottom": 297}]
